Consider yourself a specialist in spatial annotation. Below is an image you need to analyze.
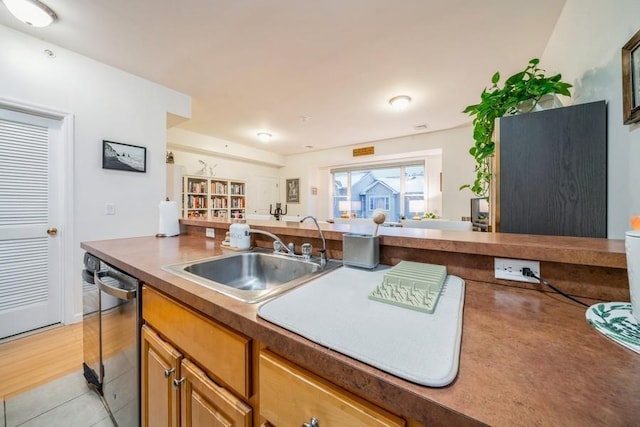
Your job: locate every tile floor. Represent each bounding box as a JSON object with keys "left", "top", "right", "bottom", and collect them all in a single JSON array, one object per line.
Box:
[{"left": 0, "top": 370, "right": 114, "bottom": 427}]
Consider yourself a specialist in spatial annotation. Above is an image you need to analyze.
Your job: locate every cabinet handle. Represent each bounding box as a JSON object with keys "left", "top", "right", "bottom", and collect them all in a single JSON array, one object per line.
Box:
[
  {"left": 164, "top": 368, "right": 175, "bottom": 378},
  {"left": 173, "top": 377, "right": 186, "bottom": 387},
  {"left": 302, "top": 417, "right": 319, "bottom": 427}
]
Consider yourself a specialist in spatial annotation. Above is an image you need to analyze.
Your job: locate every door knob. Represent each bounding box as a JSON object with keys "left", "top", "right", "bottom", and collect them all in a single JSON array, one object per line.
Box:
[{"left": 47, "top": 228, "right": 58, "bottom": 236}]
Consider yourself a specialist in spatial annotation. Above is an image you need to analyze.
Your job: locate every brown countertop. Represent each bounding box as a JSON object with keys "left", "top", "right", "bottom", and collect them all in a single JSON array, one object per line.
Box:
[
  {"left": 81, "top": 234, "right": 639, "bottom": 426},
  {"left": 181, "top": 218, "right": 627, "bottom": 268}
]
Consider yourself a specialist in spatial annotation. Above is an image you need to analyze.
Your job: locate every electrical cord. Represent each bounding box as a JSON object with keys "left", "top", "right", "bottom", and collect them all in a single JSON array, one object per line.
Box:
[{"left": 522, "top": 267, "right": 589, "bottom": 307}]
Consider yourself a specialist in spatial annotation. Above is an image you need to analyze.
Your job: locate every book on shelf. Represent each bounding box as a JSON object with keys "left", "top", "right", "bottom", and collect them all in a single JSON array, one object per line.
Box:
[
  {"left": 230, "top": 183, "right": 245, "bottom": 195},
  {"left": 212, "top": 181, "right": 228, "bottom": 194},
  {"left": 188, "top": 181, "right": 206, "bottom": 193}
]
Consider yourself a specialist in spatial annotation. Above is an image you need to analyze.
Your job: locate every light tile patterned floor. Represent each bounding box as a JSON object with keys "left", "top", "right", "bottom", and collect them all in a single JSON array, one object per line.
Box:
[{"left": 2, "top": 371, "right": 114, "bottom": 427}]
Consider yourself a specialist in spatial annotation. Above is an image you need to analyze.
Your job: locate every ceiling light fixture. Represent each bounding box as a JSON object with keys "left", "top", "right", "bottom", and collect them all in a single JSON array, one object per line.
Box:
[
  {"left": 389, "top": 95, "right": 412, "bottom": 110},
  {"left": 257, "top": 132, "right": 272, "bottom": 142},
  {"left": 2, "top": 0, "right": 58, "bottom": 27}
]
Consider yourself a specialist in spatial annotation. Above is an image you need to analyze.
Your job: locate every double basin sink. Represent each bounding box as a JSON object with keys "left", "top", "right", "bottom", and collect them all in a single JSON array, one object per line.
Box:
[{"left": 164, "top": 248, "right": 342, "bottom": 303}]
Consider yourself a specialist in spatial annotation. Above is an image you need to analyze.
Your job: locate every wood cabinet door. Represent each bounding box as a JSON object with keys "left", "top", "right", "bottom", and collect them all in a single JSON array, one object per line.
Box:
[
  {"left": 142, "top": 286, "right": 251, "bottom": 399},
  {"left": 141, "top": 325, "right": 182, "bottom": 427},
  {"left": 179, "top": 358, "right": 252, "bottom": 427},
  {"left": 259, "top": 350, "right": 404, "bottom": 427}
]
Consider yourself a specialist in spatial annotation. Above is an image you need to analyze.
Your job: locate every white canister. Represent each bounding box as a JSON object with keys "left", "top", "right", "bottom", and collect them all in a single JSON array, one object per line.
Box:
[
  {"left": 625, "top": 230, "right": 640, "bottom": 322},
  {"left": 236, "top": 223, "right": 251, "bottom": 249},
  {"left": 229, "top": 223, "right": 239, "bottom": 248}
]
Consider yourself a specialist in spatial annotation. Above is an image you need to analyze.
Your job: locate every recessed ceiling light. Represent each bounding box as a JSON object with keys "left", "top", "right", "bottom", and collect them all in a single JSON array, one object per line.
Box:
[
  {"left": 2, "top": 0, "right": 58, "bottom": 27},
  {"left": 389, "top": 95, "right": 412, "bottom": 110},
  {"left": 256, "top": 132, "right": 272, "bottom": 142}
]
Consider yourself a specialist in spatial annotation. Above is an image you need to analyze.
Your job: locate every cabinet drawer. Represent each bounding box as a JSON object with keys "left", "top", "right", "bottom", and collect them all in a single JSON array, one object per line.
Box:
[
  {"left": 259, "top": 350, "right": 404, "bottom": 427},
  {"left": 142, "top": 286, "right": 251, "bottom": 398},
  {"left": 181, "top": 358, "right": 252, "bottom": 427}
]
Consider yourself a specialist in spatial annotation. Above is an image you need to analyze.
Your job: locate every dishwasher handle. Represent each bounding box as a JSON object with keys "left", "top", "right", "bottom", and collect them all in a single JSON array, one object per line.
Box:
[{"left": 95, "top": 271, "right": 137, "bottom": 301}]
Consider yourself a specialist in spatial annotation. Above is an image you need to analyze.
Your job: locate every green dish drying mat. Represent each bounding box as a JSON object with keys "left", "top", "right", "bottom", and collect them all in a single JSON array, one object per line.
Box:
[{"left": 369, "top": 260, "right": 447, "bottom": 313}]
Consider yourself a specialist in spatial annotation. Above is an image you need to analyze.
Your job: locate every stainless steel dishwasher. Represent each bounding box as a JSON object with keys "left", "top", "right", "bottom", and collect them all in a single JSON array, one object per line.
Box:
[{"left": 82, "top": 252, "right": 141, "bottom": 427}]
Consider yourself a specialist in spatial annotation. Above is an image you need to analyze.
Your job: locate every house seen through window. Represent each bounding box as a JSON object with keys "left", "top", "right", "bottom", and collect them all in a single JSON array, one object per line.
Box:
[{"left": 332, "top": 163, "right": 427, "bottom": 221}]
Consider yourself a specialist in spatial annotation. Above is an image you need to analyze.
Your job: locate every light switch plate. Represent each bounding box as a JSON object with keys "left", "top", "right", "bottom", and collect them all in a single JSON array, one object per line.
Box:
[
  {"left": 105, "top": 203, "right": 116, "bottom": 215},
  {"left": 205, "top": 228, "right": 215, "bottom": 238}
]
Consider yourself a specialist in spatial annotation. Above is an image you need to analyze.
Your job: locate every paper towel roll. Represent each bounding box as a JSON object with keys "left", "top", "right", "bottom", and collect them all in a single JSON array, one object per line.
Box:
[{"left": 158, "top": 200, "right": 180, "bottom": 237}]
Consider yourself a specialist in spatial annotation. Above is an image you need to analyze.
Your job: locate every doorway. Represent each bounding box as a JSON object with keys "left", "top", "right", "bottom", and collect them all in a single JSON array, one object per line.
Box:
[
  {"left": 0, "top": 106, "right": 66, "bottom": 339},
  {"left": 249, "top": 176, "right": 279, "bottom": 216}
]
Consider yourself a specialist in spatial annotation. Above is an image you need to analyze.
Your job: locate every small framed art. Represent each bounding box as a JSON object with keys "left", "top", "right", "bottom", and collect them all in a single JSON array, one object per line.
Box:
[
  {"left": 102, "top": 140, "right": 147, "bottom": 172},
  {"left": 286, "top": 178, "right": 300, "bottom": 203},
  {"left": 622, "top": 29, "right": 640, "bottom": 125}
]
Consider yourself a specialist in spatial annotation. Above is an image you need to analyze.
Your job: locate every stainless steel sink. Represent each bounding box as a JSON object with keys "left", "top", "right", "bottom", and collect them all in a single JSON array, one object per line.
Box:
[{"left": 163, "top": 249, "right": 342, "bottom": 303}]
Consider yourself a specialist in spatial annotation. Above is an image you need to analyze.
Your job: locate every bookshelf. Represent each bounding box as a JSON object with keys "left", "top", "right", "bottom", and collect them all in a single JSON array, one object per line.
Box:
[{"left": 182, "top": 176, "right": 246, "bottom": 219}]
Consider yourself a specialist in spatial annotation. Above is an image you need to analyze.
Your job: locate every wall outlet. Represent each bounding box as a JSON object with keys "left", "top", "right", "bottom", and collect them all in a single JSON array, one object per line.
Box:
[
  {"left": 205, "top": 228, "right": 215, "bottom": 238},
  {"left": 494, "top": 258, "right": 540, "bottom": 283}
]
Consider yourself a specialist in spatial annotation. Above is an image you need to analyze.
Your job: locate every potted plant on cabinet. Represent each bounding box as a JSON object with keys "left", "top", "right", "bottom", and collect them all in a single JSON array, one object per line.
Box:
[{"left": 460, "top": 58, "right": 573, "bottom": 197}]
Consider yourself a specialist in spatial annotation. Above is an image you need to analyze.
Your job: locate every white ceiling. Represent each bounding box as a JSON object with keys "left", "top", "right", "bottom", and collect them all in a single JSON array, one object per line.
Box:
[{"left": 0, "top": 0, "right": 566, "bottom": 155}]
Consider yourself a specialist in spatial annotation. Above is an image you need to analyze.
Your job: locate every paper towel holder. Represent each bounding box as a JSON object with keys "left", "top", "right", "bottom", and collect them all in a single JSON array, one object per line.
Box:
[
  {"left": 158, "top": 198, "right": 181, "bottom": 237},
  {"left": 157, "top": 198, "right": 170, "bottom": 237}
]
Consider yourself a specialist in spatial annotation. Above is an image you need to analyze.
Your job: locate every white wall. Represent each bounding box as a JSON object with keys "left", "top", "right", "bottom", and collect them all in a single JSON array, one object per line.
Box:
[
  {"left": 0, "top": 25, "right": 191, "bottom": 324},
  {"left": 166, "top": 148, "right": 282, "bottom": 214},
  {"left": 168, "top": 128, "right": 285, "bottom": 167},
  {"left": 167, "top": 128, "right": 284, "bottom": 216},
  {"left": 278, "top": 125, "right": 475, "bottom": 221},
  {"left": 541, "top": 0, "right": 640, "bottom": 238}
]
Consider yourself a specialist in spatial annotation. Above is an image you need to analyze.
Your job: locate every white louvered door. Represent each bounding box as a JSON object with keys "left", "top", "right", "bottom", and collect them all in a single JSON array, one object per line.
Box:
[{"left": 0, "top": 108, "right": 62, "bottom": 339}]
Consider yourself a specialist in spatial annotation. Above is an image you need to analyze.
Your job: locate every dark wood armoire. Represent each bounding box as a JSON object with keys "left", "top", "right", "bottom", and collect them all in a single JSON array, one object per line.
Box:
[{"left": 498, "top": 100, "right": 607, "bottom": 237}]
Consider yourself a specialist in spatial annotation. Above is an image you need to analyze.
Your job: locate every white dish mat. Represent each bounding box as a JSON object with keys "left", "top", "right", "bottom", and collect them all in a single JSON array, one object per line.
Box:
[{"left": 258, "top": 266, "right": 465, "bottom": 387}]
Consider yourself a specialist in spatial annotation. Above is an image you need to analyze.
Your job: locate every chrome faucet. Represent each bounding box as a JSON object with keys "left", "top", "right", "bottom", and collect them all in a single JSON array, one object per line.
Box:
[
  {"left": 246, "top": 228, "right": 294, "bottom": 255},
  {"left": 300, "top": 216, "right": 327, "bottom": 266}
]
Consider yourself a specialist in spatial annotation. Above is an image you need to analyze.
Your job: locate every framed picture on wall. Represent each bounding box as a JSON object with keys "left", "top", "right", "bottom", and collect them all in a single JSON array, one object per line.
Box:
[
  {"left": 102, "top": 140, "right": 147, "bottom": 172},
  {"left": 622, "top": 28, "right": 640, "bottom": 125},
  {"left": 286, "top": 178, "right": 300, "bottom": 203}
]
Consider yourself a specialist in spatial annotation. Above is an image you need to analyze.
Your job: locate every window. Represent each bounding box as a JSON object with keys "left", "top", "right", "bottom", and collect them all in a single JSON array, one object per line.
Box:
[
  {"left": 331, "top": 162, "right": 425, "bottom": 221},
  {"left": 369, "top": 196, "right": 390, "bottom": 211}
]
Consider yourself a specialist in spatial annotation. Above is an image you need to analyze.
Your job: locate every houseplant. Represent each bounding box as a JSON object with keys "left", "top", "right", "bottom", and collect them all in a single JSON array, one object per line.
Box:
[{"left": 460, "top": 58, "right": 572, "bottom": 196}]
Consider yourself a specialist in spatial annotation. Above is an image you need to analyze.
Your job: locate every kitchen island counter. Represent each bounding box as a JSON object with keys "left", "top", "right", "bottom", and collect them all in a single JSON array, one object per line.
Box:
[{"left": 82, "top": 234, "right": 639, "bottom": 426}]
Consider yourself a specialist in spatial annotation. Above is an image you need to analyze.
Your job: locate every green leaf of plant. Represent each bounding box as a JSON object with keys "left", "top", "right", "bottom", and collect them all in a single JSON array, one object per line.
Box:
[
  {"left": 460, "top": 58, "right": 571, "bottom": 195},
  {"left": 505, "top": 71, "right": 526, "bottom": 86}
]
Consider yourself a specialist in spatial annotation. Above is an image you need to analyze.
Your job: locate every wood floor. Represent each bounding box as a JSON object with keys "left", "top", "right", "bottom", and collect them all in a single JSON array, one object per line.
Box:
[{"left": 0, "top": 322, "right": 83, "bottom": 400}]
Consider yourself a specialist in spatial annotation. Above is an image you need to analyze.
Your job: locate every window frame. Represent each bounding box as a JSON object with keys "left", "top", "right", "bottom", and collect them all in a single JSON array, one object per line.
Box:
[{"left": 330, "top": 161, "right": 425, "bottom": 221}]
